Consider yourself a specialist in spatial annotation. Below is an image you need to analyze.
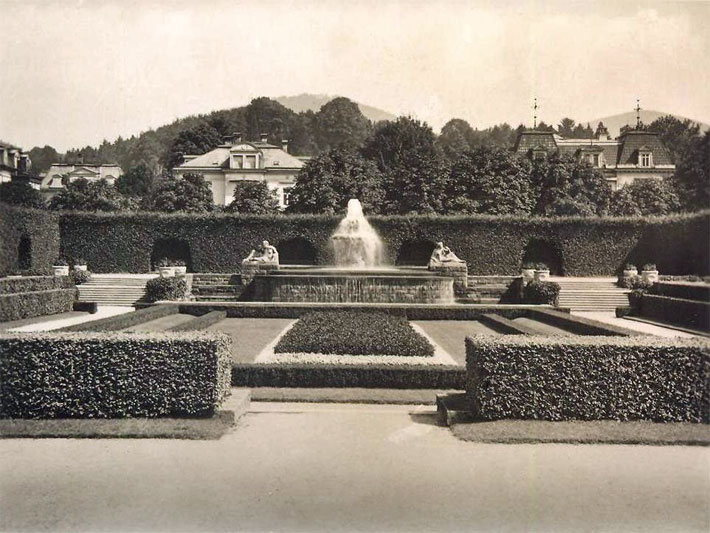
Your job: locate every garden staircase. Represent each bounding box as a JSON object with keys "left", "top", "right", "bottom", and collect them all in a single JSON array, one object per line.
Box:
[
  {"left": 77, "top": 274, "right": 157, "bottom": 306},
  {"left": 191, "top": 273, "right": 245, "bottom": 302},
  {"left": 552, "top": 277, "right": 630, "bottom": 312}
]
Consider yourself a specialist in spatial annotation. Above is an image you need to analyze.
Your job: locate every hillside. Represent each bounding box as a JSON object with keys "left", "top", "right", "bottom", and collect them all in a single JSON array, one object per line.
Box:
[
  {"left": 585, "top": 110, "right": 710, "bottom": 138},
  {"left": 275, "top": 94, "right": 396, "bottom": 123}
]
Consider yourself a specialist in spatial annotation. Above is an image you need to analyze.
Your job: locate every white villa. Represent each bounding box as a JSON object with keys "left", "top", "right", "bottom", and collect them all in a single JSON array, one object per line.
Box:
[
  {"left": 41, "top": 162, "right": 123, "bottom": 198},
  {"left": 172, "top": 133, "right": 306, "bottom": 208}
]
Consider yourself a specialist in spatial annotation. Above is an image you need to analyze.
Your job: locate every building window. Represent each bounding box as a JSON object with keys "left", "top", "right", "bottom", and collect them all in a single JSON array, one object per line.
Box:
[
  {"left": 232, "top": 155, "right": 243, "bottom": 169},
  {"left": 245, "top": 155, "right": 257, "bottom": 169},
  {"left": 283, "top": 186, "right": 293, "bottom": 207},
  {"left": 640, "top": 152, "right": 652, "bottom": 167}
]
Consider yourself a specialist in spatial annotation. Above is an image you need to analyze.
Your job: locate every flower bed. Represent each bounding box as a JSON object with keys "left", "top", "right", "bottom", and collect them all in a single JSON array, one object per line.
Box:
[{"left": 274, "top": 311, "right": 435, "bottom": 356}]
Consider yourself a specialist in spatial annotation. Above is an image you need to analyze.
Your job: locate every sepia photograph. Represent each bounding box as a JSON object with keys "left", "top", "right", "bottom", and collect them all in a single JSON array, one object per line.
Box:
[{"left": 0, "top": 0, "right": 709, "bottom": 531}]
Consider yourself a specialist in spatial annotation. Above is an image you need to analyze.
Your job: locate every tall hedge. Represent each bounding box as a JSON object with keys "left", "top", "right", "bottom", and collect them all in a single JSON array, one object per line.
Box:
[
  {"left": 0, "top": 203, "right": 60, "bottom": 276},
  {"left": 0, "top": 288, "right": 77, "bottom": 322},
  {"left": 466, "top": 335, "right": 710, "bottom": 422},
  {"left": 58, "top": 210, "right": 710, "bottom": 276},
  {"left": 0, "top": 331, "right": 232, "bottom": 418}
]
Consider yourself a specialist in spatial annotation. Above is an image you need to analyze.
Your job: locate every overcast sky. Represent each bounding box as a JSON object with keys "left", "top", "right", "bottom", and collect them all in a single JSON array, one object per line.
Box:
[{"left": 1, "top": 0, "right": 709, "bottom": 152}]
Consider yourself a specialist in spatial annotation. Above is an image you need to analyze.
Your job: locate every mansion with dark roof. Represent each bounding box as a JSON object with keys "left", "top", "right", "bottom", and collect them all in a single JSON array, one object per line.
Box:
[
  {"left": 514, "top": 123, "right": 675, "bottom": 190},
  {"left": 173, "top": 133, "right": 307, "bottom": 208}
]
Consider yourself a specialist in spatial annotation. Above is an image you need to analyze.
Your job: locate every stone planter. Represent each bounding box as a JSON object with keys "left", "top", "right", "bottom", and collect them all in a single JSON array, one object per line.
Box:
[
  {"left": 73, "top": 264, "right": 87, "bottom": 272},
  {"left": 53, "top": 265, "right": 69, "bottom": 276},
  {"left": 159, "top": 266, "right": 175, "bottom": 278},
  {"left": 622, "top": 268, "right": 637, "bottom": 278},
  {"left": 173, "top": 266, "right": 187, "bottom": 276},
  {"left": 534, "top": 269, "right": 550, "bottom": 282},
  {"left": 521, "top": 268, "right": 535, "bottom": 284},
  {"left": 641, "top": 270, "right": 659, "bottom": 283}
]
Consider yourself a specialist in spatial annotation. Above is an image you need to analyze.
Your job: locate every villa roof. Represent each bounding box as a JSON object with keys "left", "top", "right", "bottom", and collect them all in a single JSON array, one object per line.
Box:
[
  {"left": 616, "top": 131, "right": 673, "bottom": 166},
  {"left": 178, "top": 142, "right": 305, "bottom": 170}
]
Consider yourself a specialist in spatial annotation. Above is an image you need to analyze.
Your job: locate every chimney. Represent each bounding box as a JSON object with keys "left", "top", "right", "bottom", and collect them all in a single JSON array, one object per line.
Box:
[
  {"left": 260, "top": 133, "right": 268, "bottom": 143},
  {"left": 234, "top": 132, "right": 242, "bottom": 142},
  {"left": 281, "top": 139, "right": 289, "bottom": 153}
]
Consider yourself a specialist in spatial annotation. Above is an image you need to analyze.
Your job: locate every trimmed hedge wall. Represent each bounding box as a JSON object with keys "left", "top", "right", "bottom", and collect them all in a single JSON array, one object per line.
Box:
[
  {"left": 169, "top": 311, "right": 226, "bottom": 332},
  {"left": 639, "top": 294, "right": 710, "bottom": 333},
  {"left": 651, "top": 282, "right": 710, "bottom": 303},
  {"left": 527, "top": 308, "right": 641, "bottom": 336},
  {"left": 0, "top": 331, "right": 231, "bottom": 418},
  {"left": 0, "top": 288, "right": 77, "bottom": 322},
  {"left": 465, "top": 335, "right": 710, "bottom": 422},
  {"left": 58, "top": 211, "right": 710, "bottom": 276},
  {"left": 0, "top": 203, "right": 60, "bottom": 276},
  {"left": 0, "top": 276, "right": 73, "bottom": 294},
  {"left": 61, "top": 304, "right": 179, "bottom": 332},
  {"left": 231, "top": 363, "right": 465, "bottom": 389}
]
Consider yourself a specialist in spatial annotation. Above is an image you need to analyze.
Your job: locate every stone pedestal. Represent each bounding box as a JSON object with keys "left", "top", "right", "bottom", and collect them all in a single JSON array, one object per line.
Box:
[
  {"left": 429, "top": 263, "right": 468, "bottom": 296},
  {"left": 241, "top": 261, "right": 278, "bottom": 285}
]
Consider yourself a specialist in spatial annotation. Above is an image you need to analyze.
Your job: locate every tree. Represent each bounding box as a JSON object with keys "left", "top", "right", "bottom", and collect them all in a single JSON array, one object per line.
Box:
[
  {"left": 27, "top": 145, "right": 61, "bottom": 174},
  {"left": 558, "top": 118, "right": 576, "bottom": 138},
  {"left": 361, "top": 116, "right": 439, "bottom": 171},
  {"left": 226, "top": 181, "right": 279, "bottom": 214},
  {"left": 531, "top": 153, "right": 612, "bottom": 216},
  {"left": 115, "top": 163, "right": 155, "bottom": 197},
  {"left": 288, "top": 149, "right": 385, "bottom": 214},
  {"left": 672, "top": 130, "right": 710, "bottom": 211},
  {"left": 0, "top": 181, "right": 46, "bottom": 208},
  {"left": 383, "top": 153, "right": 449, "bottom": 214},
  {"left": 446, "top": 146, "right": 535, "bottom": 215},
  {"left": 164, "top": 122, "right": 222, "bottom": 169},
  {"left": 48, "top": 178, "right": 137, "bottom": 211},
  {"left": 609, "top": 179, "right": 681, "bottom": 216},
  {"left": 148, "top": 172, "right": 214, "bottom": 213},
  {"left": 314, "top": 97, "right": 371, "bottom": 152},
  {"left": 647, "top": 115, "right": 701, "bottom": 164},
  {"left": 437, "top": 119, "right": 474, "bottom": 159}
]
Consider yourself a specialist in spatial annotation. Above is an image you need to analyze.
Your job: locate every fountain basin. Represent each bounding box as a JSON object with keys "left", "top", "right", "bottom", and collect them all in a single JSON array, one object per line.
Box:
[{"left": 251, "top": 267, "right": 455, "bottom": 304}]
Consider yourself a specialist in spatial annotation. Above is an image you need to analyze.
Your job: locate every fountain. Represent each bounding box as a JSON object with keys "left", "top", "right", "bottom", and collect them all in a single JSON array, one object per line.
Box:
[{"left": 249, "top": 199, "right": 457, "bottom": 304}]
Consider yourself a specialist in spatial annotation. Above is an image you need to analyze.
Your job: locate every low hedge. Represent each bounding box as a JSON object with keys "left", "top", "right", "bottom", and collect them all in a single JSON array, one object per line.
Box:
[
  {"left": 231, "top": 363, "right": 465, "bottom": 389},
  {"left": 465, "top": 335, "right": 710, "bottom": 422},
  {"left": 0, "top": 331, "right": 231, "bottom": 418},
  {"left": 0, "top": 288, "right": 77, "bottom": 322},
  {"left": 523, "top": 281, "right": 560, "bottom": 305},
  {"left": 169, "top": 311, "right": 227, "bottom": 332},
  {"left": 0, "top": 275, "right": 73, "bottom": 294},
  {"left": 527, "top": 308, "right": 639, "bottom": 336},
  {"left": 61, "top": 304, "right": 179, "bottom": 332},
  {"left": 639, "top": 294, "right": 710, "bottom": 333},
  {"left": 275, "top": 311, "right": 434, "bottom": 356},
  {"left": 651, "top": 282, "right": 710, "bottom": 303},
  {"left": 145, "top": 276, "right": 188, "bottom": 302}
]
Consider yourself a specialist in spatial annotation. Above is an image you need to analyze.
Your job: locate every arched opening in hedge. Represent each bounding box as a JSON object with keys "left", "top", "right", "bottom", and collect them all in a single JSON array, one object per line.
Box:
[
  {"left": 521, "top": 238, "right": 563, "bottom": 275},
  {"left": 277, "top": 237, "right": 318, "bottom": 265},
  {"left": 395, "top": 239, "right": 437, "bottom": 266},
  {"left": 151, "top": 238, "right": 193, "bottom": 272},
  {"left": 17, "top": 235, "right": 32, "bottom": 271}
]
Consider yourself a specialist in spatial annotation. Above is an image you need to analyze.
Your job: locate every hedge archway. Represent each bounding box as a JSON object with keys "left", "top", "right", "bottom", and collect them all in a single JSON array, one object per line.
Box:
[
  {"left": 17, "top": 235, "right": 32, "bottom": 271},
  {"left": 277, "top": 237, "right": 318, "bottom": 265},
  {"left": 395, "top": 239, "right": 437, "bottom": 266},
  {"left": 151, "top": 238, "right": 193, "bottom": 271},
  {"left": 522, "top": 238, "right": 563, "bottom": 275}
]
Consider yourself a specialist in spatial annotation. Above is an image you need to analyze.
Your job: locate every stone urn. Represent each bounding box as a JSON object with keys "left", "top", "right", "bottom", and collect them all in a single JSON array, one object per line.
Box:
[
  {"left": 53, "top": 265, "right": 69, "bottom": 276},
  {"left": 622, "top": 267, "right": 637, "bottom": 278},
  {"left": 73, "top": 264, "right": 87, "bottom": 272},
  {"left": 641, "top": 268, "right": 659, "bottom": 283},
  {"left": 520, "top": 267, "right": 535, "bottom": 284},
  {"left": 173, "top": 266, "right": 187, "bottom": 276},
  {"left": 159, "top": 266, "right": 175, "bottom": 278},
  {"left": 534, "top": 268, "right": 550, "bottom": 282}
]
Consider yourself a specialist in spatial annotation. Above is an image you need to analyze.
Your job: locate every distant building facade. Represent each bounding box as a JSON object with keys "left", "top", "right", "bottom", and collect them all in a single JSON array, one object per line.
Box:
[
  {"left": 514, "top": 123, "right": 675, "bottom": 190},
  {"left": 40, "top": 162, "right": 123, "bottom": 197},
  {"left": 172, "top": 133, "right": 306, "bottom": 208},
  {"left": 0, "top": 141, "right": 32, "bottom": 184}
]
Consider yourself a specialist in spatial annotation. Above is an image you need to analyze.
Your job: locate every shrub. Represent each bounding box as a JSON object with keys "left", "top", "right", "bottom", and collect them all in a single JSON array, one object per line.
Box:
[
  {"left": 628, "top": 289, "right": 645, "bottom": 309},
  {"left": 53, "top": 257, "right": 68, "bottom": 266},
  {"left": 70, "top": 270, "right": 91, "bottom": 285},
  {"left": 57, "top": 210, "right": 710, "bottom": 276},
  {"left": 0, "top": 288, "right": 76, "bottom": 322},
  {"left": 643, "top": 263, "right": 657, "bottom": 271},
  {"left": 534, "top": 262, "right": 549, "bottom": 270},
  {"left": 465, "top": 335, "right": 710, "bottom": 422},
  {"left": 0, "top": 276, "right": 72, "bottom": 295},
  {"left": 639, "top": 294, "right": 710, "bottom": 333},
  {"left": 274, "top": 311, "right": 435, "bottom": 356},
  {"left": 651, "top": 281, "right": 710, "bottom": 302},
  {"left": 660, "top": 275, "right": 710, "bottom": 283},
  {"left": 617, "top": 274, "right": 653, "bottom": 290},
  {"left": 624, "top": 263, "right": 637, "bottom": 271},
  {"left": 0, "top": 331, "right": 231, "bottom": 418},
  {"left": 61, "top": 304, "right": 179, "bottom": 332},
  {"left": 523, "top": 281, "right": 560, "bottom": 305},
  {"left": 145, "top": 277, "right": 188, "bottom": 302}
]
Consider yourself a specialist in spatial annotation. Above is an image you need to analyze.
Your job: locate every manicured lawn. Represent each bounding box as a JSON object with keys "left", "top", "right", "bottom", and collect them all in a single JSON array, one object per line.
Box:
[
  {"left": 275, "top": 311, "right": 434, "bottom": 356},
  {"left": 413, "top": 320, "right": 500, "bottom": 365},
  {"left": 205, "top": 318, "right": 294, "bottom": 363},
  {"left": 512, "top": 317, "right": 574, "bottom": 336}
]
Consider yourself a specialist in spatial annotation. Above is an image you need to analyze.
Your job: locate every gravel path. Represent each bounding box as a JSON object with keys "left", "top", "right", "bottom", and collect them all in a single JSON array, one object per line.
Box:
[{"left": 413, "top": 320, "right": 499, "bottom": 365}]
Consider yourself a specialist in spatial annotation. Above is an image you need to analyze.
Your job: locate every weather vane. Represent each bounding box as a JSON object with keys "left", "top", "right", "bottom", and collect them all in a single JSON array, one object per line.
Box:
[
  {"left": 635, "top": 99, "right": 641, "bottom": 129},
  {"left": 533, "top": 98, "right": 538, "bottom": 129}
]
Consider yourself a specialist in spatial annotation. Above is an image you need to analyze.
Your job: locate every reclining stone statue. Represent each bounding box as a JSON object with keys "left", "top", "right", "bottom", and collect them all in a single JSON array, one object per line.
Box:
[
  {"left": 428, "top": 241, "right": 464, "bottom": 268},
  {"left": 243, "top": 240, "right": 279, "bottom": 265}
]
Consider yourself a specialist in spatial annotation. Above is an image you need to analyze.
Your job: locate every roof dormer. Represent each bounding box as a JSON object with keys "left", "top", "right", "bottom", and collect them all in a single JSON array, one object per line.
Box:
[
  {"left": 229, "top": 143, "right": 261, "bottom": 170},
  {"left": 637, "top": 146, "right": 653, "bottom": 168}
]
